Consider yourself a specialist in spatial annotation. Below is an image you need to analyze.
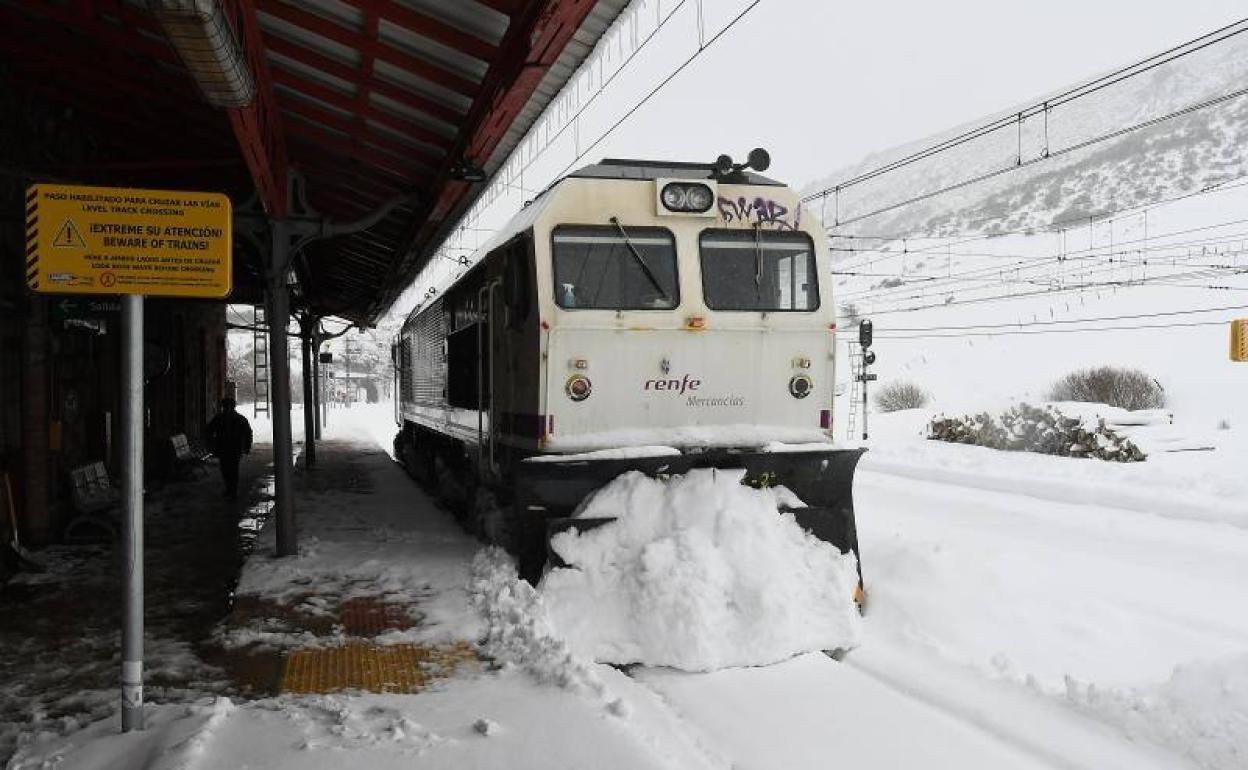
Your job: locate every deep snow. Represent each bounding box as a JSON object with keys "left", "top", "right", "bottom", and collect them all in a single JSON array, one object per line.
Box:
[
  {"left": 542, "top": 469, "right": 861, "bottom": 670},
  {"left": 7, "top": 404, "right": 1248, "bottom": 770}
]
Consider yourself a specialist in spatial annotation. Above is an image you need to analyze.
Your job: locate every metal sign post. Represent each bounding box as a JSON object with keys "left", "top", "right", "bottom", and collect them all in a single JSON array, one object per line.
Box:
[
  {"left": 119, "top": 294, "right": 144, "bottom": 731},
  {"left": 26, "top": 183, "right": 231, "bottom": 733}
]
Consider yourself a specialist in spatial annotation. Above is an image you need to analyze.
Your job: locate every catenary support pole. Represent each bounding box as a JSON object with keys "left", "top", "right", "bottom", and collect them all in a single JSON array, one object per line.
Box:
[
  {"left": 268, "top": 220, "right": 297, "bottom": 557},
  {"left": 861, "top": 376, "right": 869, "bottom": 441},
  {"left": 300, "top": 315, "right": 316, "bottom": 468},
  {"left": 120, "top": 294, "right": 144, "bottom": 732}
]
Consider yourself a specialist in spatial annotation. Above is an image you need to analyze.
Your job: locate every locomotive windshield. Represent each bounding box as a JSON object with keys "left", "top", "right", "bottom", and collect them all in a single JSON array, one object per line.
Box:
[
  {"left": 699, "top": 229, "right": 819, "bottom": 311},
  {"left": 552, "top": 225, "right": 679, "bottom": 310}
]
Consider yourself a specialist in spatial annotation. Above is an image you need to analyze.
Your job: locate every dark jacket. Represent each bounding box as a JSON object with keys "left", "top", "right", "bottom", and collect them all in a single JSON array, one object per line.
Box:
[{"left": 207, "top": 410, "right": 253, "bottom": 457}]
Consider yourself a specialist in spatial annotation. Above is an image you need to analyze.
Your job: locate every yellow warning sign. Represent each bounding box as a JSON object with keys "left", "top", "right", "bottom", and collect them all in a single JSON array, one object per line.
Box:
[
  {"left": 26, "top": 183, "right": 231, "bottom": 298},
  {"left": 53, "top": 219, "right": 87, "bottom": 249},
  {"left": 1232, "top": 319, "right": 1248, "bottom": 362}
]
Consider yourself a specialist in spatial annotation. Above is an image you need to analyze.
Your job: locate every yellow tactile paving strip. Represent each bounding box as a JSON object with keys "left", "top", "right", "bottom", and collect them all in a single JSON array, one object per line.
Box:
[
  {"left": 279, "top": 640, "right": 478, "bottom": 695},
  {"left": 339, "top": 597, "right": 418, "bottom": 636}
]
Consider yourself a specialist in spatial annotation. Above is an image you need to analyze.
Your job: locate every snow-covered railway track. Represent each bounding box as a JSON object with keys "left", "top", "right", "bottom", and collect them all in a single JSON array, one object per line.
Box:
[{"left": 625, "top": 648, "right": 1193, "bottom": 770}]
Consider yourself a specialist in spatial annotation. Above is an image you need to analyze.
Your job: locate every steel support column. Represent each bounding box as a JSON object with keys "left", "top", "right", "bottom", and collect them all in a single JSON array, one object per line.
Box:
[
  {"left": 267, "top": 220, "right": 297, "bottom": 556},
  {"left": 311, "top": 328, "right": 322, "bottom": 440},
  {"left": 299, "top": 314, "right": 316, "bottom": 468}
]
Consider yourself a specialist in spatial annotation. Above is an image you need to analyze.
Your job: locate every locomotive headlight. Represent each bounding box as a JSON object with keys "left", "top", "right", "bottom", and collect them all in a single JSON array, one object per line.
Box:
[
  {"left": 660, "top": 182, "right": 715, "bottom": 213},
  {"left": 661, "top": 183, "right": 688, "bottom": 210},
  {"left": 685, "top": 183, "right": 713, "bottom": 211},
  {"left": 789, "top": 374, "right": 813, "bottom": 399},
  {"left": 566, "top": 374, "right": 592, "bottom": 402}
]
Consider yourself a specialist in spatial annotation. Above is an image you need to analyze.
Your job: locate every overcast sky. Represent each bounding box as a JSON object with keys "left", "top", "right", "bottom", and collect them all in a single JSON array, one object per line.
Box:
[
  {"left": 402, "top": 0, "right": 1248, "bottom": 307},
  {"left": 581, "top": 0, "right": 1247, "bottom": 189}
]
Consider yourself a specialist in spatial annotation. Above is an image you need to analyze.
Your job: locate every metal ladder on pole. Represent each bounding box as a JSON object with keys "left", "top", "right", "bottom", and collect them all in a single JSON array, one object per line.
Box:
[
  {"left": 845, "top": 342, "right": 862, "bottom": 441},
  {"left": 253, "top": 305, "right": 270, "bottom": 419}
]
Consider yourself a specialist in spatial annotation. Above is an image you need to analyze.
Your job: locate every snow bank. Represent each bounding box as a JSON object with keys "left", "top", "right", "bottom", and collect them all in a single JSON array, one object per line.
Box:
[
  {"left": 6, "top": 697, "right": 234, "bottom": 770},
  {"left": 541, "top": 469, "right": 861, "bottom": 671},
  {"left": 1063, "top": 654, "right": 1248, "bottom": 770},
  {"left": 468, "top": 548, "right": 608, "bottom": 699}
]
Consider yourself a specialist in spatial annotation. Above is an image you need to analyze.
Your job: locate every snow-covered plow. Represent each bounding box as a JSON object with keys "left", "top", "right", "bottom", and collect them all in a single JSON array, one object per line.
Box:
[{"left": 516, "top": 448, "right": 866, "bottom": 591}]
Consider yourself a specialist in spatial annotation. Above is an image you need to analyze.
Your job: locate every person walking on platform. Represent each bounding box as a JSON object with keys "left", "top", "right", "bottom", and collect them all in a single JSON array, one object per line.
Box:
[{"left": 206, "top": 397, "right": 252, "bottom": 500}]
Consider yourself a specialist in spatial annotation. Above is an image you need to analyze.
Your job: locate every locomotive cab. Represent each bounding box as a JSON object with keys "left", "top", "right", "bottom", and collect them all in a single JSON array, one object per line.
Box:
[{"left": 396, "top": 156, "right": 864, "bottom": 585}]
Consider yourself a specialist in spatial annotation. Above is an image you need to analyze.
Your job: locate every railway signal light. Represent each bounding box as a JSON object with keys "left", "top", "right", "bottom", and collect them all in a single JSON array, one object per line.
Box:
[
  {"left": 858, "top": 319, "right": 873, "bottom": 349},
  {"left": 863, "top": 350, "right": 877, "bottom": 366}
]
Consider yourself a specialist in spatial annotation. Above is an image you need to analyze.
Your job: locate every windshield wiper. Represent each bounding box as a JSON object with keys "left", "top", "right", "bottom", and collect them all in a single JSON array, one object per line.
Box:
[{"left": 610, "top": 216, "right": 668, "bottom": 299}]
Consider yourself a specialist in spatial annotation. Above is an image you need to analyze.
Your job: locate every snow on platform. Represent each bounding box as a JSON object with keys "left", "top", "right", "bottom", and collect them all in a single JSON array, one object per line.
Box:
[{"left": 10, "top": 404, "right": 1248, "bottom": 770}]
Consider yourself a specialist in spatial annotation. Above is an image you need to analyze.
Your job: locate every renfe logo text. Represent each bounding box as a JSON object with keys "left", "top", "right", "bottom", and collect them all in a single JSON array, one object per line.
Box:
[{"left": 644, "top": 374, "right": 701, "bottom": 394}]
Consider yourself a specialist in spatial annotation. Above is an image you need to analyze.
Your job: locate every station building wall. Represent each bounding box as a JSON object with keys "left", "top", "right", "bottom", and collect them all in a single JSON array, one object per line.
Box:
[{"left": 1, "top": 81, "right": 229, "bottom": 547}]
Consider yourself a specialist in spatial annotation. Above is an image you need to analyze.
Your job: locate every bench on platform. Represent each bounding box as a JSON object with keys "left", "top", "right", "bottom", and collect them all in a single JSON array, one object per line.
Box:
[
  {"left": 170, "top": 433, "right": 211, "bottom": 478},
  {"left": 66, "top": 462, "right": 120, "bottom": 542}
]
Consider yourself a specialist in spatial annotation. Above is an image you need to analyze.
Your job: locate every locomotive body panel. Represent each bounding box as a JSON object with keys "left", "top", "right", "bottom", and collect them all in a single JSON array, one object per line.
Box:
[{"left": 392, "top": 157, "right": 864, "bottom": 589}]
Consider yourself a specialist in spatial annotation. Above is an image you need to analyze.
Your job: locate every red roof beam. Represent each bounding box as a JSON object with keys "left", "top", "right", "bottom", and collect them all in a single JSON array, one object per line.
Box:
[
  {"left": 425, "top": 0, "right": 594, "bottom": 223},
  {"left": 293, "top": 160, "right": 402, "bottom": 198},
  {"left": 270, "top": 67, "right": 451, "bottom": 152},
  {"left": 286, "top": 122, "right": 428, "bottom": 183},
  {"left": 254, "top": 0, "right": 479, "bottom": 97},
  {"left": 223, "top": 0, "right": 291, "bottom": 219},
  {"left": 277, "top": 95, "right": 441, "bottom": 167},
  {"left": 465, "top": 0, "right": 593, "bottom": 163},
  {"left": 263, "top": 34, "right": 463, "bottom": 126},
  {"left": 292, "top": 162, "right": 404, "bottom": 201},
  {"left": 475, "top": 0, "right": 525, "bottom": 15},
  {"left": 366, "top": 0, "right": 498, "bottom": 62}
]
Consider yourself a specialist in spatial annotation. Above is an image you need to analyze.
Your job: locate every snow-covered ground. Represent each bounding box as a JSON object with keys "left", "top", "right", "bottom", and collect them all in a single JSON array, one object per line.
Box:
[{"left": 10, "top": 403, "right": 1246, "bottom": 770}]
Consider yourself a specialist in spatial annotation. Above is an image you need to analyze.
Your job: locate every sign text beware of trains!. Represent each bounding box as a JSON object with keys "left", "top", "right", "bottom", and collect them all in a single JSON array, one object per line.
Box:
[{"left": 25, "top": 183, "right": 231, "bottom": 298}]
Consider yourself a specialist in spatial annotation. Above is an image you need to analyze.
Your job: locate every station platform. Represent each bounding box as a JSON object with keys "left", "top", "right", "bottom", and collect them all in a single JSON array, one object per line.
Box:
[
  {"left": 217, "top": 405, "right": 486, "bottom": 697},
  {"left": 6, "top": 405, "right": 710, "bottom": 770}
]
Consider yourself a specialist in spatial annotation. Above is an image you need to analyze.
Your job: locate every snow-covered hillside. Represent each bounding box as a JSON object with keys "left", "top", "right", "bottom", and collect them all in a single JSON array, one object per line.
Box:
[
  {"left": 809, "top": 26, "right": 1248, "bottom": 439},
  {"left": 804, "top": 26, "right": 1248, "bottom": 237}
]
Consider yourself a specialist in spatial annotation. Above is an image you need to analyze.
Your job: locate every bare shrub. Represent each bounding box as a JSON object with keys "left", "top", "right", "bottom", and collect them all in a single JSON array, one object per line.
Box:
[
  {"left": 1048, "top": 366, "right": 1165, "bottom": 410},
  {"left": 928, "top": 404, "right": 1146, "bottom": 462},
  {"left": 874, "top": 381, "right": 929, "bottom": 412}
]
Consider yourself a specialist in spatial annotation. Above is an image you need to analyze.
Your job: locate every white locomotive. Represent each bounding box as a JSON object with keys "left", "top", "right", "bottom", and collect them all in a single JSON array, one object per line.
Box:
[{"left": 394, "top": 151, "right": 863, "bottom": 585}]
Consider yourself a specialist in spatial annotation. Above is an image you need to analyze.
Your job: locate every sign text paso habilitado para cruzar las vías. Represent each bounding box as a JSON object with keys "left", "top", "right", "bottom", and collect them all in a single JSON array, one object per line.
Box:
[{"left": 25, "top": 183, "right": 232, "bottom": 298}]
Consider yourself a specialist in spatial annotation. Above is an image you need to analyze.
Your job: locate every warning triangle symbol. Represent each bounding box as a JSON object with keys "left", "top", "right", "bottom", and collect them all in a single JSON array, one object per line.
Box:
[{"left": 53, "top": 218, "right": 87, "bottom": 249}]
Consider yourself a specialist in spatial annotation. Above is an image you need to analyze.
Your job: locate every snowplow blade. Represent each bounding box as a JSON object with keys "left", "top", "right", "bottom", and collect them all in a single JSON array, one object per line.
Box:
[{"left": 514, "top": 448, "right": 865, "bottom": 584}]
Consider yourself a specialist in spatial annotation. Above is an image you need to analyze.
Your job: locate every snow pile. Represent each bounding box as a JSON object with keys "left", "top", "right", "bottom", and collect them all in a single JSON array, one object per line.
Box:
[
  {"left": 928, "top": 403, "right": 1146, "bottom": 461},
  {"left": 541, "top": 469, "right": 862, "bottom": 671},
  {"left": 1063, "top": 654, "right": 1248, "bottom": 770},
  {"left": 468, "top": 548, "right": 608, "bottom": 699},
  {"left": 6, "top": 697, "right": 234, "bottom": 770}
]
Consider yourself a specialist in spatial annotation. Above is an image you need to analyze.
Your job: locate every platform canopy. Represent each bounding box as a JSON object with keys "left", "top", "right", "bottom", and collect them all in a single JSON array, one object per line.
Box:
[{"left": 2, "top": 0, "right": 627, "bottom": 322}]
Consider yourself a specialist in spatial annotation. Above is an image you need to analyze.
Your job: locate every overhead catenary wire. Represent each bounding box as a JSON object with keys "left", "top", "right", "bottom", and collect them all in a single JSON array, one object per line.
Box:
[
  {"left": 834, "top": 238, "right": 1248, "bottom": 306},
  {"left": 825, "top": 176, "right": 1248, "bottom": 245},
  {"left": 803, "top": 17, "right": 1248, "bottom": 210},
  {"left": 831, "top": 194, "right": 1248, "bottom": 306},
  {"left": 876, "top": 318, "right": 1232, "bottom": 339},
  {"left": 877, "top": 302, "right": 1248, "bottom": 333}
]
